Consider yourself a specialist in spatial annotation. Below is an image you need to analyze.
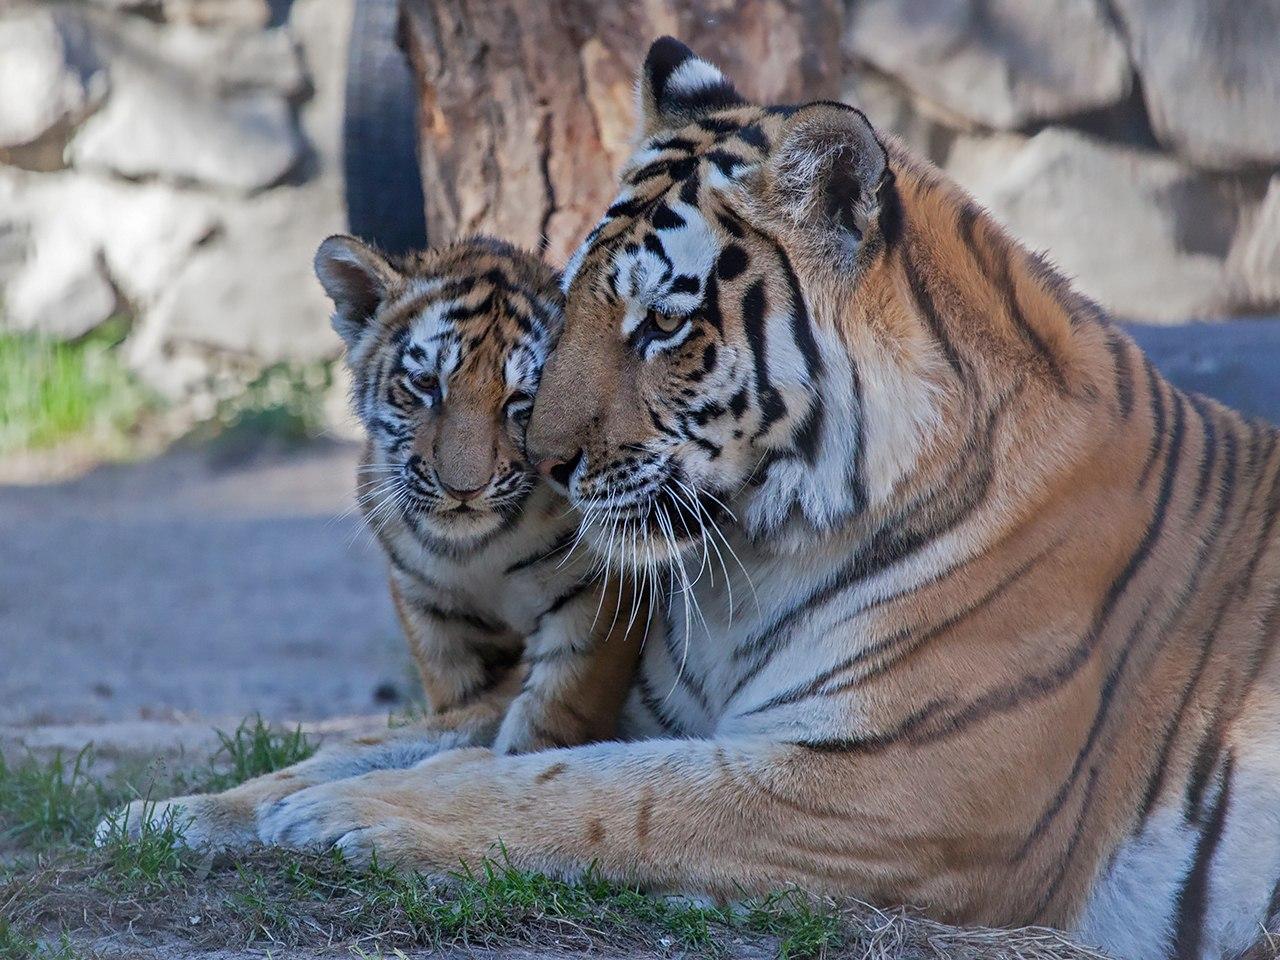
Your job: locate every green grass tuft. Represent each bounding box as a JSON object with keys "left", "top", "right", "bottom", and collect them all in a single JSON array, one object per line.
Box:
[
  {"left": 742, "top": 889, "right": 843, "bottom": 959},
  {"left": 197, "top": 714, "right": 315, "bottom": 794},
  {"left": 0, "top": 920, "right": 85, "bottom": 960},
  {"left": 0, "top": 747, "right": 106, "bottom": 849},
  {"left": 94, "top": 800, "right": 195, "bottom": 895},
  {"left": 0, "top": 717, "right": 314, "bottom": 852},
  {"left": 0, "top": 319, "right": 151, "bottom": 455}
]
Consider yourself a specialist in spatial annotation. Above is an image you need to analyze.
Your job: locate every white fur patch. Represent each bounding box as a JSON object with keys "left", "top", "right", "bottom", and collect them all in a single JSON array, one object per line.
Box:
[{"left": 664, "top": 58, "right": 730, "bottom": 98}]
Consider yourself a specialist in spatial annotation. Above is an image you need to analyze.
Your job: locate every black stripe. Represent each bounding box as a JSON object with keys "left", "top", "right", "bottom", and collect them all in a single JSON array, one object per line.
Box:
[
  {"left": 1172, "top": 754, "right": 1234, "bottom": 960},
  {"left": 505, "top": 529, "right": 578, "bottom": 574},
  {"left": 796, "top": 389, "right": 1187, "bottom": 756},
  {"left": 421, "top": 601, "right": 504, "bottom": 634},
  {"left": 988, "top": 239, "right": 1069, "bottom": 394},
  {"left": 1100, "top": 327, "right": 1131, "bottom": 417},
  {"left": 959, "top": 206, "right": 1067, "bottom": 393},
  {"left": 1188, "top": 393, "right": 1218, "bottom": 515},
  {"left": 661, "top": 612, "right": 714, "bottom": 716},
  {"left": 1138, "top": 358, "right": 1168, "bottom": 489},
  {"left": 900, "top": 243, "right": 966, "bottom": 382},
  {"left": 792, "top": 400, "right": 824, "bottom": 466},
  {"left": 846, "top": 355, "right": 868, "bottom": 515},
  {"left": 741, "top": 279, "right": 787, "bottom": 436},
  {"left": 635, "top": 667, "right": 687, "bottom": 736},
  {"left": 740, "top": 542, "right": 1051, "bottom": 719},
  {"left": 775, "top": 240, "right": 823, "bottom": 382},
  {"left": 538, "top": 578, "right": 596, "bottom": 622}
]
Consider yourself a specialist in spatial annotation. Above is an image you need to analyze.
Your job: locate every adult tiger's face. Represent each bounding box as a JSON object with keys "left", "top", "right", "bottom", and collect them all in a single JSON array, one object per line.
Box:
[
  {"left": 316, "top": 236, "right": 561, "bottom": 551},
  {"left": 528, "top": 38, "right": 893, "bottom": 567}
]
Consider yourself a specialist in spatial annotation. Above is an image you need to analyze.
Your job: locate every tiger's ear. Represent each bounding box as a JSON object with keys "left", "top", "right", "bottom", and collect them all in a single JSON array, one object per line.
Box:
[
  {"left": 314, "top": 235, "right": 402, "bottom": 348},
  {"left": 755, "top": 103, "right": 891, "bottom": 259},
  {"left": 637, "top": 36, "right": 746, "bottom": 138}
]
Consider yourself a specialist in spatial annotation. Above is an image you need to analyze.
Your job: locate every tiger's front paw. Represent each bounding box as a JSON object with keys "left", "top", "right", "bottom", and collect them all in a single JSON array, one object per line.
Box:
[
  {"left": 94, "top": 796, "right": 215, "bottom": 850},
  {"left": 255, "top": 762, "right": 490, "bottom": 871},
  {"left": 256, "top": 780, "right": 392, "bottom": 859}
]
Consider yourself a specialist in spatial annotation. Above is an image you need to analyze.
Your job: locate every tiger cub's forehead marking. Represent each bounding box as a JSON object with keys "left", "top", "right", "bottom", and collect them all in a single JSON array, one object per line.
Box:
[{"left": 389, "top": 275, "right": 551, "bottom": 391}]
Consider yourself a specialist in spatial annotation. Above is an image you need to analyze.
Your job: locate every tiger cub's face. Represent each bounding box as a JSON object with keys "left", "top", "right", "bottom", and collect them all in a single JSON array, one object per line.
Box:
[
  {"left": 527, "top": 38, "right": 890, "bottom": 566},
  {"left": 315, "top": 235, "right": 562, "bottom": 552}
]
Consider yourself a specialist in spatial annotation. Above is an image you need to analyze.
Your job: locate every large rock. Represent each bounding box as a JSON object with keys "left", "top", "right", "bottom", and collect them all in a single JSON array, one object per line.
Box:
[
  {"left": 129, "top": 19, "right": 307, "bottom": 98},
  {"left": 845, "top": 0, "right": 1131, "bottom": 130},
  {"left": 1228, "top": 176, "right": 1280, "bottom": 308},
  {"left": 0, "top": 6, "right": 107, "bottom": 169},
  {"left": 947, "top": 129, "right": 1238, "bottom": 322},
  {"left": 128, "top": 180, "right": 344, "bottom": 396},
  {"left": 66, "top": 12, "right": 304, "bottom": 191},
  {"left": 0, "top": 168, "right": 217, "bottom": 338},
  {"left": 160, "top": 0, "right": 272, "bottom": 28},
  {"left": 1112, "top": 0, "right": 1280, "bottom": 169}
]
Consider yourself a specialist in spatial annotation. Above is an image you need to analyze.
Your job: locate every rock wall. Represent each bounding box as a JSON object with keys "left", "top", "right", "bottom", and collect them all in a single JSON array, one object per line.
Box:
[
  {"left": 1, "top": 0, "right": 1277, "bottom": 412},
  {"left": 845, "top": 0, "right": 1280, "bottom": 322},
  {"left": 0, "top": 0, "right": 349, "bottom": 410}
]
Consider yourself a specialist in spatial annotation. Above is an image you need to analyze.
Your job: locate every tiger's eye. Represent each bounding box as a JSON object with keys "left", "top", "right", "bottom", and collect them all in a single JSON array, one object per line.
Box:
[{"left": 650, "top": 309, "right": 686, "bottom": 334}]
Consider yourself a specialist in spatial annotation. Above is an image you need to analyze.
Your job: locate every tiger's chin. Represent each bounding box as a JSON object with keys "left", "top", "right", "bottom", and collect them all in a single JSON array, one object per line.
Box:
[
  {"left": 406, "top": 500, "right": 517, "bottom": 555},
  {"left": 578, "top": 485, "right": 731, "bottom": 572},
  {"left": 583, "top": 524, "right": 697, "bottom": 571}
]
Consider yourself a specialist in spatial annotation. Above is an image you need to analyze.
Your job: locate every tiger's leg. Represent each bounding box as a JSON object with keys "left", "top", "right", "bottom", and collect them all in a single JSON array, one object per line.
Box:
[
  {"left": 492, "top": 578, "right": 644, "bottom": 754},
  {"left": 255, "top": 738, "right": 999, "bottom": 916},
  {"left": 97, "top": 672, "right": 522, "bottom": 851}
]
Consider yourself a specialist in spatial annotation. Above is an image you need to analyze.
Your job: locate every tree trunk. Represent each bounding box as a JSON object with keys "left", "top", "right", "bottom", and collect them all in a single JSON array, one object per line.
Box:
[{"left": 398, "top": 0, "right": 843, "bottom": 265}]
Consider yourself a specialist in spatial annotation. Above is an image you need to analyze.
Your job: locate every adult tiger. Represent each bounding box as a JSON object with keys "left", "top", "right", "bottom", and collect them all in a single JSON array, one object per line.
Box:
[{"left": 258, "top": 38, "right": 1280, "bottom": 960}]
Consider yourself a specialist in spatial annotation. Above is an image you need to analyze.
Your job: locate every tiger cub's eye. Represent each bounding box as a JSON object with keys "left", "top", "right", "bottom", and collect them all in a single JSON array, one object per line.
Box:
[
  {"left": 408, "top": 371, "right": 441, "bottom": 403},
  {"left": 504, "top": 391, "right": 533, "bottom": 427}
]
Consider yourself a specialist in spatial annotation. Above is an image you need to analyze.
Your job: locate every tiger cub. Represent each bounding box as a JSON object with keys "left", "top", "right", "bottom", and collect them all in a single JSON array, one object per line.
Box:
[
  {"left": 319, "top": 233, "right": 641, "bottom": 754},
  {"left": 98, "top": 236, "right": 640, "bottom": 850}
]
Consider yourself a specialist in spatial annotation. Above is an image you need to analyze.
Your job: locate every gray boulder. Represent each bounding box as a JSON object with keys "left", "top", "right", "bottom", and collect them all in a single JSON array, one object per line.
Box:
[
  {"left": 845, "top": 0, "right": 1131, "bottom": 130},
  {"left": 1228, "top": 176, "right": 1280, "bottom": 308},
  {"left": 128, "top": 180, "right": 344, "bottom": 396},
  {"left": 0, "top": 168, "right": 217, "bottom": 338},
  {"left": 66, "top": 12, "right": 304, "bottom": 191},
  {"left": 0, "top": 6, "right": 107, "bottom": 168},
  {"left": 948, "top": 129, "right": 1237, "bottom": 322},
  {"left": 1111, "top": 0, "right": 1280, "bottom": 169}
]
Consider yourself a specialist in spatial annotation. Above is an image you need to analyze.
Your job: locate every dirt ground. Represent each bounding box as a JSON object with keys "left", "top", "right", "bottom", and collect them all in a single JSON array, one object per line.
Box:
[
  {"left": 0, "top": 439, "right": 404, "bottom": 734},
  {"left": 0, "top": 437, "right": 414, "bottom": 782}
]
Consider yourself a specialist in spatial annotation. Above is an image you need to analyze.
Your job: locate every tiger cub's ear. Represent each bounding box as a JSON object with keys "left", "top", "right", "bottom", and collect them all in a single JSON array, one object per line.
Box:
[
  {"left": 636, "top": 36, "right": 746, "bottom": 139},
  {"left": 755, "top": 103, "right": 891, "bottom": 262},
  {"left": 314, "top": 234, "right": 403, "bottom": 348}
]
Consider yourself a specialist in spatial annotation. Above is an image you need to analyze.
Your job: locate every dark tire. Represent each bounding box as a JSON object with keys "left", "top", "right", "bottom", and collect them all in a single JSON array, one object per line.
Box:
[{"left": 343, "top": 0, "right": 428, "bottom": 255}]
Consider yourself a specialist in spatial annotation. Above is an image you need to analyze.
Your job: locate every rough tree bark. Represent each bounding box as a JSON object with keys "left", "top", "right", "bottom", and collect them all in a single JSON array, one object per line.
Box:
[{"left": 398, "top": 0, "right": 843, "bottom": 265}]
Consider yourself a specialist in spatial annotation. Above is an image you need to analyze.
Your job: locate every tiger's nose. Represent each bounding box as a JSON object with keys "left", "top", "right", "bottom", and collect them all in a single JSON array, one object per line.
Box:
[
  {"left": 440, "top": 480, "right": 486, "bottom": 502},
  {"left": 536, "top": 450, "right": 583, "bottom": 489}
]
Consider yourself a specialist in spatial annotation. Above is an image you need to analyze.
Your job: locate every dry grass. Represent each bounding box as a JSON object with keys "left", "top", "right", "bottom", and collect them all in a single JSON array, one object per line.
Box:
[
  {"left": 1, "top": 844, "right": 1114, "bottom": 960},
  {"left": 0, "top": 720, "right": 1121, "bottom": 960}
]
